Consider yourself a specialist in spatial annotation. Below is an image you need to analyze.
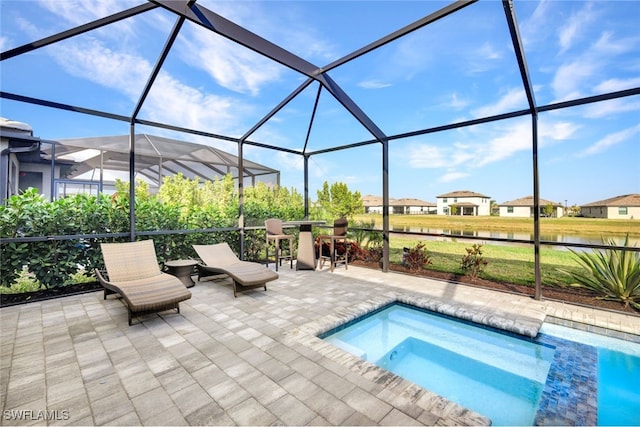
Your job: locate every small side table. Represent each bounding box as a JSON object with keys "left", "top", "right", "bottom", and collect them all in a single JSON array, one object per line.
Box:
[{"left": 164, "top": 259, "right": 198, "bottom": 288}]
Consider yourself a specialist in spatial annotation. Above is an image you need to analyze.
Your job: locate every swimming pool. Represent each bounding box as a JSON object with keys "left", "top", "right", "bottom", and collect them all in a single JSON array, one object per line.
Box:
[{"left": 321, "top": 302, "right": 640, "bottom": 426}]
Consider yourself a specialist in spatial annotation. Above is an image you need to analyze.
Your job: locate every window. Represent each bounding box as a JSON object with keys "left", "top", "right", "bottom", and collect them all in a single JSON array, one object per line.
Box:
[
  {"left": 443, "top": 198, "right": 448, "bottom": 203},
  {"left": 454, "top": 198, "right": 457, "bottom": 203},
  {"left": 619, "top": 207, "right": 628, "bottom": 215},
  {"left": 507, "top": 206, "right": 514, "bottom": 213}
]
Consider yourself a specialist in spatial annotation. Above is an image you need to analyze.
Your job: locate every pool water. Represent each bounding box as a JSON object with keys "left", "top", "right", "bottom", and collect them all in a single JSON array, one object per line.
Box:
[
  {"left": 540, "top": 323, "right": 640, "bottom": 426},
  {"left": 321, "top": 303, "right": 640, "bottom": 426}
]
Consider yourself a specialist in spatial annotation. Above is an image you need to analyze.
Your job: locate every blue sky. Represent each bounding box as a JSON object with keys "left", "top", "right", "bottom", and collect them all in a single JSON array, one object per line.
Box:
[{"left": 1, "top": 0, "right": 639, "bottom": 207}]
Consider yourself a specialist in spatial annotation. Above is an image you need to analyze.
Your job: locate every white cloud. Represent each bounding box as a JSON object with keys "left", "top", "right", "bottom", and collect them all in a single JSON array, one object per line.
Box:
[
  {"left": 387, "top": 31, "right": 436, "bottom": 81},
  {"left": 358, "top": 80, "right": 392, "bottom": 89},
  {"left": 145, "top": 75, "right": 248, "bottom": 142},
  {"left": 558, "top": 2, "right": 596, "bottom": 54},
  {"left": 594, "top": 77, "right": 640, "bottom": 93},
  {"left": 36, "top": 0, "right": 137, "bottom": 38},
  {"left": 406, "top": 119, "right": 578, "bottom": 171},
  {"left": 52, "top": 40, "right": 150, "bottom": 97},
  {"left": 471, "top": 87, "right": 527, "bottom": 118},
  {"left": 551, "top": 59, "right": 597, "bottom": 101},
  {"left": 519, "top": 0, "right": 552, "bottom": 49},
  {"left": 592, "top": 31, "right": 636, "bottom": 56},
  {"left": 540, "top": 121, "right": 580, "bottom": 145},
  {"left": 276, "top": 151, "right": 304, "bottom": 172},
  {"left": 475, "top": 122, "right": 532, "bottom": 167},
  {"left": 439, "top": 171, "right": 469, "bottom": 183},
  {"left": 579, "top": 124, "right": 640, "bottom": 157},
  {"left": 446, "top": 92, "right": 471, "bottom": 110},
  {"left": 408, "top": 145, "right": 452, "bottom": 169},
  {"left": 584, "top": 98, "right": 640, "bottom": 119},
  {"left": 15, "top": 16, "right": 47, "bottom": 40},
  {"left": 180, "top": 26, "right": 283, "bottom": 96},
  {"left": 49, "top": 37, "right": 253, "bottom": 139},
  {"left": 466, "top": 42, "right": 503, "bottom": 74}
]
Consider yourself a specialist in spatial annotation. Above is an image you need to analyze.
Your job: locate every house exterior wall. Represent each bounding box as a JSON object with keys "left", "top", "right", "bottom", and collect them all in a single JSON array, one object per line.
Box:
[
  {"left": 405, "top": 206, "right": 432, "bottom": 215},
  {"left": 499, "top": 205, "right": 565, "bottom": 218},
  {"left": 366, "top": 205, "right": 434, "bottom": 214},
  {"left": 606, "top": 206, "right": 638, "bottom": 219},
  {"left": 17, "top": 162, "right": 60, "bottom": 201},
  {"left": 580, "top": 206, "right": 604, "bottom": 218},
  {"left": 581, "top": 206, "right": 640, "bottom": 219},
  {"left": 499, "top": 206, "right": 531, "bottom": 217},
  {"left": 437, "top": 195, "right": 491, "bottom": 216}
]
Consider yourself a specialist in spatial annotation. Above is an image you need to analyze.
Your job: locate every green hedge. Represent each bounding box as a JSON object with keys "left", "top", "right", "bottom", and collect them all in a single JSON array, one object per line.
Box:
[{"left": 0, "top": 174, "right": 304, "bottom": 289}]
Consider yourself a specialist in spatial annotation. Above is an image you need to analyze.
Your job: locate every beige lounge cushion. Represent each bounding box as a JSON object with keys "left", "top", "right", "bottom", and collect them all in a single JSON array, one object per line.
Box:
[
  {"left": 99, "top": 240, "right": 192, "bottom": 313},
  {"left": 193, "top": 243, "right": 278, "bottom": 286}
]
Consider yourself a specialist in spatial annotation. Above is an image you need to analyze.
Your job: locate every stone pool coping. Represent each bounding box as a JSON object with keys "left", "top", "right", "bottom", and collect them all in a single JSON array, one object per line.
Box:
[{"left": 285, "top": 289, "right": 551, "bottom": 426}]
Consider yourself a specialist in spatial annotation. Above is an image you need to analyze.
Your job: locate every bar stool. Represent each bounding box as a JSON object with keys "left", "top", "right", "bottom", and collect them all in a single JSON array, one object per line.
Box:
[
  {"left": 265, "top": 218, "right": 294, "bottom": 271},
  {"left": 317, "top": 218, "right": 349, "bottom": 272}
]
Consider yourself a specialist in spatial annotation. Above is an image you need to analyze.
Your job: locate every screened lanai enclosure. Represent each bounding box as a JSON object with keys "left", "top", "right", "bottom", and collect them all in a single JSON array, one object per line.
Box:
[
  {"left": 45, "top": 133, "right": 280, "bottom": 195},
  {"left": 1, "top": 0, "right": 639, "bottom": 300}
]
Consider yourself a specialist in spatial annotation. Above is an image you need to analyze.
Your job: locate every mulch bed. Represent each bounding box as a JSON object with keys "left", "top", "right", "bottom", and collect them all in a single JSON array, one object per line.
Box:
[
  {"left": 352, "top": 261, "right": 640, "bottom": 316},
  {"left": 0, "top": 282, "right": 103, "bottom": 308}
]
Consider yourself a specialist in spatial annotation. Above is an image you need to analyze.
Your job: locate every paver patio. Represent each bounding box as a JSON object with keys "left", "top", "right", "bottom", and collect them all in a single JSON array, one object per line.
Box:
[{"left": 1, "top": 265, "right": 639, "bottom": 426}]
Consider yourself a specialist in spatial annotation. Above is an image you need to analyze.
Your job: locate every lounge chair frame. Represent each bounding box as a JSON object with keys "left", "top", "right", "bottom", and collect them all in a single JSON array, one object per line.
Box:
[
  {"left": 96, "top": 240, "right": 192, "bottom": 325},
  {"left": 193, "top": 243, "right": 278, "bottom": 297}
]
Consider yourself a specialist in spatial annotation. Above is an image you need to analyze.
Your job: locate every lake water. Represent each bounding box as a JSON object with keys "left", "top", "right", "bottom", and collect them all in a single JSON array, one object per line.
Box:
[{"left": 389, "top": 226, "right": 640, "bottom": 249}]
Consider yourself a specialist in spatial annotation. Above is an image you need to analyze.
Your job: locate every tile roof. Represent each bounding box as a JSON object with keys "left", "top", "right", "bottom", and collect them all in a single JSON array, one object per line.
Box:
[
  {"left": 437, "top": 190, "right": 490, "bottom": 198},
  {"left": 581, "top": 193, "right": 640, "bottom": 207},
  {"left": 362, "top": 195, "right": 435, "bottom": 207},
  {"left": 392, "top": 198, "right": 436, "bottom": 207},
  {"left": 500, "top": 196, "right": 562, "bottom": 207}
]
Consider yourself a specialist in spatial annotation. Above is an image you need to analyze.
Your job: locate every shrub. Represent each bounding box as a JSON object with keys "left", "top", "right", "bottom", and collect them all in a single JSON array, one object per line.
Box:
[
  {"left": 403, "top": 242, "right": 432, "bottom": 271},
  {"left": 344, "top": 241, "right": 366, "bottom": 262},
  {"left": 350, "top": 219, "right": 382, "bottom": 249},
  {"left": 366, "top": 244, "right": 383, "bottom": 264},
  {"left": 0, "top": 268, "right": 42, "bottom": 294},
  {"left": 461, "top": 244, "right": 488, "bottom": 279},
  {"left": 0, "top": 175, "right": 304, "bottom": 289},
  {"left": 559, "top": 235, "right": 640, "bottom": 310}
]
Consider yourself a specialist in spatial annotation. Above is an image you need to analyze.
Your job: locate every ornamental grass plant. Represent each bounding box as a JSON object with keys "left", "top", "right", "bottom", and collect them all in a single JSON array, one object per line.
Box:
[{"left": 559, "top": 235, "right": 640, "bottom": 310}]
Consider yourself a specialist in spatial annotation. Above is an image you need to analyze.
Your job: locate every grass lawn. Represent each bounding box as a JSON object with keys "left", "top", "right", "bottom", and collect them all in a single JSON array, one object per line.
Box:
[
  {"left": 350, "top": 213, "right": 639, "bottom": 288},
  {"left": 388, "top": 236, "right": 582, "bottom": 288}
]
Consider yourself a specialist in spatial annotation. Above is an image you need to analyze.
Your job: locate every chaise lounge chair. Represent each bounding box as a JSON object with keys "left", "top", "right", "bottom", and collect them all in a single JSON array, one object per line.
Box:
[
  {"left": 193, "top": 243, "right": 278, "bottom": 297},
  {"left": 95, "top": 240, "right": 192, "bottom": 325}
]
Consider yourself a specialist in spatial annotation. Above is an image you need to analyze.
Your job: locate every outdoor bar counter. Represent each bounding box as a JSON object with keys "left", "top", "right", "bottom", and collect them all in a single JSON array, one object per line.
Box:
[{"left": 284, "top": 220, "right": 325, "bottom": 270}]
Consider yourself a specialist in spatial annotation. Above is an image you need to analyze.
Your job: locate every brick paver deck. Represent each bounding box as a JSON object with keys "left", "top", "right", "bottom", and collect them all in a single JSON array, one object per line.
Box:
[{"left": 1, "top": 266, "right": 638, "bottom": 425}]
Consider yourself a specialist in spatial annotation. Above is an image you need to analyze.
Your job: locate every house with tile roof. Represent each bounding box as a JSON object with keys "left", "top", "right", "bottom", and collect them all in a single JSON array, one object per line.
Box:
[
  {"left": 499, "top": 196, "right": 564, "bottom": 218},
  {"left": 580, "top": 194, "right": 640, "bottom": 219},
  {"left": 436, "top": 190, "right": 491, "bottom": 216},
  {"left": 392, "top": 198, "right": 437, "bottom": 215},
  {"left": 362, "top": 195, "right": 385, "bottom": 214},
  {"left": 362, "top": 195, "right": 436, "bottom": 215}
]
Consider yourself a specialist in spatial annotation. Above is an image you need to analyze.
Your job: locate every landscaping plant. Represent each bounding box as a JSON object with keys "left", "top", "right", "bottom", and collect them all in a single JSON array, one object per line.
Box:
[
  {"left": 460, "top": 243, "right": 489, "bottom": 279},
  {"left": 559, "top": 235, "right": 640, "bottom": 310},
  {"left": 0, "top": 175, "right": 306, "bottom": 290},
  {"left": 403, "top": 242, "right": 432, "bottom": 271}
]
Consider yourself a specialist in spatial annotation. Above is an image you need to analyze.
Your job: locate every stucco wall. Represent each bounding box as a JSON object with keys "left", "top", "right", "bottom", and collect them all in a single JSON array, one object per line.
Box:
[
  {"left": 437, "top": 196, "right": 491, "bottom": 216},
  {"left": 582, "top": 206, "right": 640, "bottom": 219},
  {"left": 499, "top": 206, "right": 531, "bottom": 217}
]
